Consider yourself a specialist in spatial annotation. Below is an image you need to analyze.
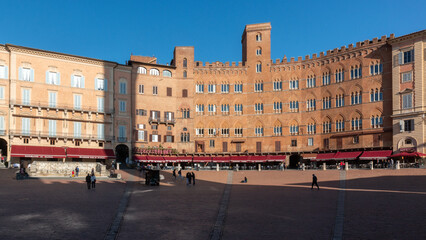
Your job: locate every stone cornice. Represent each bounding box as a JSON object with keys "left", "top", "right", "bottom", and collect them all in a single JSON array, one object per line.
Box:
[{"left": 388, "top": 30, "right": 426, "bottom": 44}]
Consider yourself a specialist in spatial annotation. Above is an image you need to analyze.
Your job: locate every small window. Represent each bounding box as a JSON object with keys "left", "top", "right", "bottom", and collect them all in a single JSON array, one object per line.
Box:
[
  {"left": 50, "top": 139, "right": 56, "bottom": 145},
  {"left": 183, "top": 58, "right": 187, "bottom": 68},
  {"left": 405, "top": 139, "right": 412, "bottom": 145},
  {"left": 291, "top": 140, "right": 297, "bottom": 147},
  {"left": 256, "top": 47, "right": 262, "bottom": 56},
  {"left": 137, "top": 67, "right": 147, "bottom": 74},
  {"left": 167, "top": 126, "right": 172, "bottom": 130},
  {"left": 256, "top": 33, "right": 262, "bottom": 42},
  {"left": 138, "top": 84, "right": 144, "bottom": 94},
  {"left": 119, "top": 81, "right": 127, "bottom": 94},
  {"left": 209, "top": 140, "right": 215, "bottom": 148},
  {"left": 182, "top": 89, "right": 188, "bottom": 98},
  {"left": 23, "top": 138, "right": 29, "bottom": 144},
  {"left": 256, "top": 63, "right": 262, "bottom": 73},
  {"left": 308, "top": 138, "right": 314, "bottom": 146},
  {"left": 402, "top": 72, "right": 412, "bottom": 83},
  {"left": 353, "top": 136, "right": 359, "bottom": 144},
  {"left": 167, "top": 87, "right": 172, "bottom": 97},
  {"left": 183, "top": 71, "right": 187, "bottom": 78},
  {"left": 150, "top": 68, "right": 160, "bottom": 76},
  {"left": 163, "top": 70, "right": 172, "bottom": 77},
  {"left": 153, "top": 86, "right": 158, "bottom": 95},
  {"left": 152, "top": 125, "right": 158, "bottom": 130},
  {"left": 75, "top": 140, "right": 81, "bottom": 146}
]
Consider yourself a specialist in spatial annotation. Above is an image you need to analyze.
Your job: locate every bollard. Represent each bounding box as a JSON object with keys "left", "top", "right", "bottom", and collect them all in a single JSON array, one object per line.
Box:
[
  {"left": 322, "top": 162, "right": 326, "bottom": 170},
  {"left": 236, "top": 164, "right": 239, "bottom": 171},
  {"left": 370, "top": 161, "right": 373, "bottom": 170},
  {"left": 117, "top": 162, "right": 121, "bottom": 170},
  {"left": 258, "top": 163, "right": 261, "bottom": 171},
  {"left": 216, "top": 163, "right": 220, "bottom": 171},
  {"left": 396, "top": 160, "right": 400, "bottom": 170},
  {"left": 302, "top": 163, "right": 306, "bottom": 171},
  {"left": 345, "top": 162, "right": 349, "bottom": 171}
]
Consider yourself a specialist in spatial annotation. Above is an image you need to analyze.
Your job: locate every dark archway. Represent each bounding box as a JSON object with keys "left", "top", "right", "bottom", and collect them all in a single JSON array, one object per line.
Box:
[
  {"left": 289, "top": 154, "right": 302, "bottom": 168},
  {"left": 115, "top": 144, "right": 129, "bottom": 163},
  {"left": 0, "top": 138, "right": 7, "bottom": 159}
]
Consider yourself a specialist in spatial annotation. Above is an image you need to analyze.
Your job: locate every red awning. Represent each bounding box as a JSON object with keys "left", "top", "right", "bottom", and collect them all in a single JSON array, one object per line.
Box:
[
  {"left": 314, "top": 153, "right": 337, "bottom": 161},
  {"left": 163, "top": 156, "right": 178, "bottom": 163},
  {"left": 302, "top": 153, "right": 317, "bottom": 160},
  {"left": 146, "top": 156, "right": 164, "bottom": 162},
  {"left": 134, "top": 155, "right": 147, "bottom": 161},
  {"left": 11, "top": 145, "right": 66, "bottom": 158},
  {"left": 67, "top": 148, "right": 115, "bottom": 159},
  {"left": 390, "top": 152, "right": 426, "bottom": 158},
  {"left": 266, "top": 155, "right": 286, "bottom": 162},
  {"left": 230, "top": 156, "right": 250, "bottom": 163},
  {"left": 176, "top": 156, "right": 192, "bottom": 162},
  {"left": 212, "top": 156, "right": 231, "bottom": 163},
  {"left": 359, "top": 150, "right": 392, "bottom": 160},
  {"left": 334, "top": 151, "right": 362, "bottom": 161},
  {"left": 193, "top": 156, "right": 212, "bottom": 162},
  {"left": 248, "top": 156, "right": 267, "bottom": 163}
]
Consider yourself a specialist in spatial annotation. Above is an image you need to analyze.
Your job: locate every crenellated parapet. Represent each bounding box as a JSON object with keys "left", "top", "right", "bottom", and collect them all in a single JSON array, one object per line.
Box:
[
  {"left": 194, "top": 61, "right": 247, "bottom": 75},
  {"left": 271, "top": 34, "right": 395, "bottom": 70}
]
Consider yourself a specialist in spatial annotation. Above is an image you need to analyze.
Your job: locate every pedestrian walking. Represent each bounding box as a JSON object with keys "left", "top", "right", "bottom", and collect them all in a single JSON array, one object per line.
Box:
[
  {"left": 191, "top": 172, "right": 195, "bottom": 185},
  {"left": 75, "top": 166, "right": 79, "bottom": 177},
  {"left": 172, "top": 169, "right": 176, "bottom": 180},
  {"left": 186, "top": 172, "right": 191, "bottom": 185},
  {"left": 311, "top": 174, "right": 319, "bottom": 190},
  {"left": 91, "top": 168, "right": 95, "bottom": 176},
  {"left": 85, "top": 174, "right": 91, "bottom": 189},
  {"left": 91, "top": 174, "right": 96, "bottom": 189},
  {"left": 178, "top": 169, "right": 182, "bottom": 180}
]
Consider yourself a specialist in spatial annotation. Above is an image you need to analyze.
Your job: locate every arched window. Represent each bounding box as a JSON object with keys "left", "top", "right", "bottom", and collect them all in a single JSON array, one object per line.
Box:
[
  {"left": 137, "top": 67, "right": 147, "bottom": 74},
  {"left": 256, "top": 62, "right": 262, "bottom": 73},
  {"left": 183, "top": 58, "right": 187, "bottom": 68},
  {"left": 183, "top": 70, "right": 187, "bottom": 78},
  {"left": 256, "top": 33, "right": 262, "bottom": 42},
  {"left": 273, "top": 122, "right": 282, "bottom": 136},
  {"left": 149, "top": 68, "right": 160, "bottom": 76},
  {"left": 256, "top": 47, "right": 262, "bottom": 56},
  {"left": 163, "top": 70, "right": 172, "bottom": 77}
]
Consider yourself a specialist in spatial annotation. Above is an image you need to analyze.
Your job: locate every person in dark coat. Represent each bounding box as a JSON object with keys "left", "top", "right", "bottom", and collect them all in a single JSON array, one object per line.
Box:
[
  {"left": 91, "top": 174, "right": 96, "bottom": 189},
  {"left": 191, "top": 172, "right": 195, "bottom": 185},
  {"left": 311, "top": 174, "right": 319, "bottom": 190},
  {"left": 85, "top": 174, "right": 91, "bottom": 189},
  {"left": 172, "top": 169, "right": 176, "bottom": 180},
  {"left": 186, "top": 172, "right": 191, "bottom": 185},
  {"left": 178, "top": 169, "right": 182, "bottom": 180}
]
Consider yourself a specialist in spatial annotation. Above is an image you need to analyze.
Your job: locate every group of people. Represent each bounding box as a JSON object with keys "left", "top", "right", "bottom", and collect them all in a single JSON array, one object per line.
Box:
[
  {"left": 172, "top": 169, "right": 195, "bottom": 186},
  {"left": 85, "top": 172, "right": 96, "bottom": 190}
]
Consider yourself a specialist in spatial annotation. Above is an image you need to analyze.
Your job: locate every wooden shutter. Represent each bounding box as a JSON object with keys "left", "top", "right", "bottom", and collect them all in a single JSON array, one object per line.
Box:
[
  {"left": 275, "top": 141, "right": 281, "bottom": 152},
  {"left": 144, "top": 131, "right": 148, "bottom": 142},
  {"left": 256, "top": 142, "right": 262, "bottom": 153},
  {"left": 149, "top": 134, "right": 152, "bottom": 142},
  {"left": 373, "top": 134, "right": 380, "bottom": 147},
  {"left": 336, "top": 138, "right": 342, "bottom": 149},
  {"left": 167, "top": 87, "right": 172, "bottom": 96},
  {"left": 158, "top": 135, "right": 161, "bottom": 142},
  {"left": 171, "top": 135, "right": 174, "bottom": 143},
  {"left": 182, "top": 89, "right": 188, "bottom": 97},
  {"left": 236, "top": 143, "right": 241, "bottom": 152},
  {"left": 223, "top": 142, "right": 228, "bottom": 152}
]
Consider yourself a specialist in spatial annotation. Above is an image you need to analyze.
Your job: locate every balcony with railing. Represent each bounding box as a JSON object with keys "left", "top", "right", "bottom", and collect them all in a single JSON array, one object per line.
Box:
[
  {"left": 10, "top": 99, "right": 114, "bottom": 115},
  {"left": 148, "top": 117, "right": 176, "bottom": 125},
  {"left": 9, "top": 130, "right": 113, "bottom": 141}
]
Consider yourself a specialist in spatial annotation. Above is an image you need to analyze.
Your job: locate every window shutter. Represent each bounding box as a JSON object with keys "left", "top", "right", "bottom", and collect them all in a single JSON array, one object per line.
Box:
[
  {"left": 95, "top": 78, "right": 98, "bottom": 90},
  {"left": 171, "top": 135, "right": 174, "bottom": 142},
  {"left": 410, "top": 49, "right": 414, "bottom": 62},
  {"left": 144, "top": 131, "right": 148, "bottom": 141},
  {"left": 158, "top": 135, "right": 161, "bottom": 142},
  {"left": 30, "top": 69, "right": 34, "bottom": 82},
  {"left": 149, "top": 134, "right": 152, "bottom": 142},
  {"left": 46, "top": 71, "right": 49, "bottom": 84},
  {"left": 81, "top": 76, "right": 85, "bottom": 88},
  {"left": 398, "top": 52, "right": 403, "bottom": 65},
  {"left": 71, "top": 75, "right": 75, "bottom": 87},
  {"left": 18, "top": 67, "right": 22, "bottom": 80},
  {"left": 104, "top": 79, "right": 108, "bottom": 91},
  {"left": 57, "top": 72, "right": 61, "bottom": 85}
]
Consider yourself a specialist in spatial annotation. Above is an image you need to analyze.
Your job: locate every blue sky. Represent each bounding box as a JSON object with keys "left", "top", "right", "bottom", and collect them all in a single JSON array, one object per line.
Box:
[{"left": 1, "top": 0, "right": 425, "bottom": 65}]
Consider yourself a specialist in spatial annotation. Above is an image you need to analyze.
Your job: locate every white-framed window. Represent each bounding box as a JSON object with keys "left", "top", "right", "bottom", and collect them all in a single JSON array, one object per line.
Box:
[
  {"left": 208, "top": 104, "right": 216, "bottom": 115},
  {"left": 208, "top": 128, "right": 216, "bottom": 136},
  {"left": 196, "top": 128, "right": 204, "bottom": 136},
  {"left": 153, "top": 86, "right": 158, "bottom": 95},
  {"left": 335, "top": 69, "right": 344, "bottom": 83},
  {"left": 256, "top": 47, "right": 262, "bottom": 56},
  {"left": 119, "top": 81, "right": 127, "bottom": 94},
  {"left": 371, "top": 116, "right": 383, "bottom": 128},
  {"left": 48, "top": 120, "right": 57, "bottom": 137},
  {"left": 73, "top": 94, "right": 82, "bottom": 110},
  {"left": 273, "top": 126, "right": 282, "bottom": 136},
  {"left": 254, "top": 103, "right": 264, "bottom": 114},
  {"left": 221, "top": 83, "right": 229, "bottom": 93},
  {"left": 402, "top": 93, "right": 413, "bottom": 109},
  {"left": 119, "top": 100, "right": 126, "bottom": 112},
  {"left": 401, "top": 72, "right": 412, "bottom": 83},
  {"left": 323, "top": 121, "right": 331, "bottom": 133},
  {"left": 351, "top": 92, "right": 362, "bottom": 105},
  {"left": 74, "top": 122, "right": 82, "bottom": 138},
  {"left": 151, "top": 134, "right": 159, "bottom": 142},
  {"left": 22, "top": 118, "right": 30, "bottom": 135},
  {"left": 19, "top": 67, "right": 33, "bottom": 81},
  {"left": 71, "top": 75, "right": 84, "bottom": 88},
  {"left": 289, "top": 101, "right": 299, "bottom": 112},
  {"left": 95, "top": 78, "right": 107, "bottom": 91},
  {"left": 221, "top": 128, "right": 230, "bottom": 137},
  {"left": 351, "top": 117, "right": 362, "bottom": 130},
  {"left": 0, "top": 116, "right": 5, "bottom": 134},
  {"left": 234, "top": 104, "right": 243, "bottom": 115},
  {"left": 370, "top": 88, "right": 383, "bottom": 102},
  {"left": 163, "top": 70, "right": 172, "bottom": 77},
  {"left": 97, "top": 124, "right": 105, "bottom": 140},
  {"left": 322, "top": 97, "right": 331, "bottom": 109},
  {"left": 322, "top": 73, "right": 330, "bottom": 85},
  {"left": 234, "top": 83, "right": 243, "bottom": 93},
  {"left": 401, "top": 119, "right": 414, "bottom": 132},
  {"left": 307, "top": 124, "right": 316, "bottom": 134},
  {"left": 97, "top": 97, "right": 104, "bottom": 112},
  {"left": 256, "top": 63, "right": 262, "bottom": 73},
  {"left": 149, "top": 68, "right": 160, "bottom": 76},
  {"left": 256, "top": 33, "right": 262, "bottom": 41},
  {"left": 138, "top": 84, "right": 144, "bottom": 94},
  {"left": 350, "top": 65, "right": 362, "bottom": 79},
  {"left": 137, "top": 67, "right": 147, "bottom": 74},
  {"left": 336, "top": 120, "right": 345, "bottom": 132},
  {"left": 180, "top": 133, "right": 189, "bottom": 142},
  {"left": 46, "top": 71, "right": 60, "bottom": 85},
  {"left": 221, "top": 104, "right": 230, "bottom": 115},
  {"left": 234, "top": 128, "right": 243, "bottom": 137},
  {"left": 289, "top": 125, "right": 299, "bottom": 135},
  {"left": 306, "top": 99, "right": 316, "bottom": 111},
  {"left": 308, "top": 138, "right": 314, "bottom": 146},
  {"left": 119, "top": 125, "right": 126, "bottom": 138},
  {"left": 22, "top": 88, "right": 31, "bottom": 105},
  {"left": 48, "top": 91, "right": 57, "bottom": 108},
  {"left": 273, "top": 80, "right": 282, "bottom": 91},
  {"left": 398, "top": 49, "right": 414, "bottom": 65},
  {"left": 273, "top": 102, "right": 282, "bottom": 113},
  {"left": 307, "top": 76, "right": 316, "bottom": 88},
  {"left": 196, "top": 104, "right": 205, "bottom": 114},
  {"left": 196, "top": 83, "right": 204, "bottom": 93},
  {"left": 0, "top": 65, "right": 8, "bottom": 79},
  {"left": 335, "top": 94, "right": 344, "bottom": 108},
  {"left": 0, "top": 86, "right": 5, "bottom": 100},
  {"left": 254, "top": 82, "right": 263, "bottom": 92},
  {"left": 138, "top": 130, "right": 145, "bottom": 141},
  {"left": 289, "top": 80, "right": 299, "bottom": 90},
  {"left": 255, "top": 127, "right": 264, "bottom": 136},
  {"left": 208, "top": 83, "right": 216, "bottom": 93},
  {"left": 370, "top": 63, "right": 383, "bottom": 75}
]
